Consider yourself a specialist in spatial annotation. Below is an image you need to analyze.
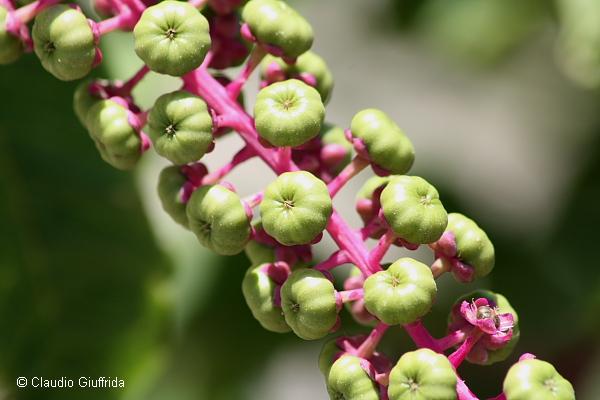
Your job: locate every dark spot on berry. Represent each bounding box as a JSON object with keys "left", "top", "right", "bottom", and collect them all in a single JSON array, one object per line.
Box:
[
  {"left": 165, "top": 28, "right": 177, "bottom": 40},
  {"left": 406, "top": 378, "right": 419, "bottom": 392},
  {"left": 291, "top": 302, "right": 300, "bottom": 312},
  {"left": 544, "top": 379, "right": 557, "bottom": 394},
  {"left": 282, "top": 199, "right": 294, "bottom": 209},
  {"left": 165, "top": 124, "right": 176, "bottom": 137},
  {"left": 44, "top": 41, "right": 56, "bottom": 54}
]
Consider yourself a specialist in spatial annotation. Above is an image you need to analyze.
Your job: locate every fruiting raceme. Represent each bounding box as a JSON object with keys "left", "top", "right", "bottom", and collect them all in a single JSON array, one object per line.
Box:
[{"left": 0, "top": 0, "right": 575, "bottom": 399}]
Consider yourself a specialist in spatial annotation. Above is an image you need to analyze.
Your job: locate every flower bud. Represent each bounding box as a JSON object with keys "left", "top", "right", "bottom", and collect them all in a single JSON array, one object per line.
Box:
[
  {"left": 32, "top": 5, "right": 96, "bottom": 81},
  {"left": 157, "top": 166, "right": 189, "bottom": 228},
  {"left": 134, "top": 1, "right": 211, "bottom": 76},
  {"left": 254, "top": 79, "right": 325, "bottom": 147},
  {"left": 242, "top": 263, "right": 291, "bottom": 333},
  {"left": 0, "top": 6, "right": 23, "bottom": 65},
  {"left": 147, "top": 90, "right": 214, "bottom": 165},
  {"left": 86, "top": 99, "right": 141, "bottom": 170},
  {"left": 364, "top": 258, "right": 437, "bottom": 325},
  {"left": 503, "top": 358, "right": 575, "bottom": 400},
  {"left": 350, "top": 109, "right": 415, "bottom": 175},
  {"left": 242, "top": 0, "right": 313, "bottom": 59},
  {"left": 320, "top": 123, "right": 353, "bottom": 174},
  {"left": 326, "top": 355, "right": 380, "bottom": 400},
  {"left": 186, "top": 184, "right": 251, "bottom": 255},
  {"left": 280, "top": 268, "right": 338, "bottom": 340},
  {"left": 260, "top": 171, "right": 332, "bottom": 246},
  {"left": 380, "top": 175, "right": 448, "bottom": 244},
  {"left": 388, "top": 348, "right": 457, "bottom": 400},
  {"left": 356, "top": 175, "right": 389, "bottom": 226}
]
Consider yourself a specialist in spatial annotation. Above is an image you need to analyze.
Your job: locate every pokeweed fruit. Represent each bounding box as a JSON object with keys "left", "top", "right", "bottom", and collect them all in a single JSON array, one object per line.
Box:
[
  {"left": 364, "top": 258, "right": 437, "bottom": 325},
  {"left": 260, "top": 171, "right": 332, "bottom": 246},
  {"left": 254, "top": 79, "right": 325, "bottom": 147},
  {"left": 32, "top": 4, "right": 96, "bottom": 81},
  {"left": 2, "top": 0, "right": 575, "bottom": 398},
  {"left": 260, "top": 51, "right": 334, "bottom": 103},
  {"left": 147, "top": 90, "right": 214, "bottom": 165},
  {"left": 186, "top": 184, "right": 251, "bottom": 255},
  {"left": 326, "top": 355, "right": 380, "bottom": 400},
  {"left": 133, "top": 1, "right": 211, "bottom": 76},
  {"left": 241, "top": 0, "right": 313, "bottom": 59},
  {"left": 350, "top": 108, "right": 415, "bottom": 175},
  {"left": 280, "top": 268, "right": 338, "bottom": 340},
  {"left": 381, "top": 175, "right": 448, "bottom": 244},
  {"left": 503, "top": 358, "right": 575, "bottom": 400},
  {"left": 388, "top": 348, "right": 457, "bottom": 400}
]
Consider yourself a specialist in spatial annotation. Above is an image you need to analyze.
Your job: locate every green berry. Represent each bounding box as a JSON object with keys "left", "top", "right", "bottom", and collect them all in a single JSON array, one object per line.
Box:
[
  {"left": 147, "top": 90, "right": 214, "bottom": 165},
  {"left": 260, "top": 51, "right": 334, "bottom": 103},
  {"left": 73, "top": 80, "right": 102, "bottom": 127},
  {"left": 381, "top": 175, "right": 448, "bottom": 244},
  {"left": 503, "top": 359, "right": 575, "bottom": 400},
  {"left": 318, "top": 337, "right": 341, "bottom": 377},
  {"left": 134, "top": 0, "right": 211, "bottom": 76},
  {"left": 260, "top": 171, "right": 332, "bottom": 246},
  {"left": 186, "top": 184, "right": 251, "bottom": 255},
  {"left": 350, "top": 109, "right": 415, "bottom": 174},
  {"left": 280, "top": 268, "right": 337, "bottom": 340},
  {"left": 254, "top": 79, "right": 325, "bottom": 147},
  {"left": 86, "top": 100, "right": 141, "bottom": 170},
  {"left": 364, "top": 258, "right": 437, "bottom": 325},
  {"left": 32, "top": 4, "right": 96, "bottom": 81},
  {"left": 157, "top": 166, "right": 189, "bottom": 228},
  {"left": 320, "top": 123, "right": 353, "bottom": 174},
  {"left": 326, "top": 355, "right": 379, "bottom": 400},
  {"left": 242, "top": 263, "right": 291, "bottom": 333},
  {"left": 242, "top": 0, "right": 313, "bottom": 59},
  {"left": 445, "top": 213, "right": 495, "bottom": 278},
  {"left": 356, "top": 175, "right": 390, "bottom": 225},
  {"left": 0, "top": 6, "right": 24, "bottom": 65},
  {"left": 244, "top": 237, "right": 276, "bottom": 265},
  {"left": 388, "top": 348, "right": 457, "bottom": 400}
]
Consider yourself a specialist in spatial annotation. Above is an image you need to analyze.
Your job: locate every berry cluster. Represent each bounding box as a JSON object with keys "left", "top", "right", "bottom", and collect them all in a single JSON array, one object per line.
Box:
[{"left": 1, "top": 0, "right": 576, "bottom": 399}]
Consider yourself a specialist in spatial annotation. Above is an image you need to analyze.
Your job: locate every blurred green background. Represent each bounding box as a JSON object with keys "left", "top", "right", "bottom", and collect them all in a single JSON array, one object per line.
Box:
[{"left": 1, "top": 0, "right": 600, "bottom": 399}]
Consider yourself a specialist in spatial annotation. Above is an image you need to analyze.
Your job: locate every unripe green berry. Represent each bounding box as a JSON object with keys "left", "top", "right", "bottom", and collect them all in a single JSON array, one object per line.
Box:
[
  {"left": 388, "top": 348, "right": 457, "bottom": 400},
  {"left": 242, "top": 263, "right": 291, "bottom": 333},
  {"left": 147, "top": 90, "right": 214, "bottom": 165},
  {"left": 254, "top": 79, "right": 325, "bottom": 147},
  {"left": 381, "top": 175, "right": 448, "bottom": 244},
  {"left": 73, "top": 81, "right": 102, "bottom": 127},
  {"left": 260, "top": 171, "right": 332, "bottom": 246},
  {"left": 445, "top": 213, "right": 495, "bottom": 278},
  {"left": 32, "top": 4, "right": 96, "bottom": 81},
  {"left": 242, "top": 0, "right": 313, "bottom": 59},
  {"left": 503, "top": 359, "right": 575, "bottom": 400},
  {"left": 350, "top": 108, "right": 415, "bottom": 174},
  {"left": 0, "top": 6, "right": 24, "bottom": 65},
  {"left": 280, "top": 268, "right": 337, "bottom": 340},
  {"left": 260, "top": 51, "right": 334, "bottom": 103},
  {"left": 326, "top": 355, "right": 379, "bottom": 400},
  {"left": 86, "top": 100, "right": 141, "bottom": 170},
  {"left": 157, "top": 166, "right": 189, "bottom": 228},
  {"left": 321, "top": 123, "right": 353, "bottom": 174},
  {"left": 134, "top": 0, "right": 211, "bottom": 76},
  {"left": 186, "top": 184, "right": 251, "bottom": 255},
  {"left": 356, "top": 175, "right": 390, "bottom": 225},
  {"left": 364, "top": 258, "right": 437, "bottom": 325},
  {"left": 244, "top": 237, "right": 276, "bottom": 265},
  {"left": 318, "top": 337, "right": 341, "bottom": 377}
]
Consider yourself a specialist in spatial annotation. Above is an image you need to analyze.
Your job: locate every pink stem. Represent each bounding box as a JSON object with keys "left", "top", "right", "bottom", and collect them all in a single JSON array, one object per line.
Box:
[
  {"left": 368, "top": 229, "right": 395, "bottom": 268},
  {"left": 488, "top": 394, "right": 506, "bottom": 400},
  {"left": 314, "top": 250, "right": 350, "bottom": 272},
  {"left": 327, "top": 156, "right": 369, "bottom": 198},
  {"left": 12, "top": 0, "right": 60, "bottom": 23},
  {"left": 117, "top": 65, "right": 150, "bottom": 95},
  {"left": 457, "top": 378, "right": 480, "bottom": 400},
  {"left": 243, "top": 191, "right": 264, "bottom": 209},
  {"left": 278, "top": 147, "right": 292, "bottom": 172},
  {"left": 436, "top": 329, "right": 466, "bottom": 351},
  {"left": 337, "top": 288, "right": 364, "bottom": 303},
  {"left": 355, "top": 322, "right": 389, "bottom": 358},
  {"left": 403, "top": 320, "right": 442, "bottom": 352},
  {"left": 188, "top": 0, "right": 207, "bottom": 8},
  {"left": 201, "top": 146, "right": 255, "bottom": 185},
  {"left": 95, "top": 14, "right": 130, "bottom": 35},
  {"left": 227, "top": 45, "right": 267, "bottom": 99},
  {"left": 360, "top": 218, "right": 382, "bottom": 240},
  {"left": 448, "top": 331, "right": 483, "bottom": 368},
  {"left": 326, "top": 211, "right": 375, "bottom": 276}
]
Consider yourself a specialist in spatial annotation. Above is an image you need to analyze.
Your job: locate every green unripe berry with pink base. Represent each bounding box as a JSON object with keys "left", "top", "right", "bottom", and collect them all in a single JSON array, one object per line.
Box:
[
  {"left": 157, "top": 166, "right": 189, "bottom": 228},
  {"left": 326, "top": 355, "right": 379, "bottom": 400},
  {"left": 445, "top": 213, "right": 495, "bottom": 278},
  {"left": 503, "top": 358, "right": 575, "bottom": 400}
]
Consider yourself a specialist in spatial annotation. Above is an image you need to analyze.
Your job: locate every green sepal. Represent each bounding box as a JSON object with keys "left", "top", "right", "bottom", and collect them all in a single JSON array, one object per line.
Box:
[
  {"left": 503, "top": 359, "right": 575, "bottom": 400},
  {"left": 388, "top": 348, "right": 457, "bottom": 400},
  {"left": 186, "top": 184, "right": 251, "bottom": 255},
  {"left": 241, "top": 263, "right": 291, "bottom": 333},
  {"left": 254, "top": 79, "right": 325, "bottom": 147},
  {"left": 147, "top": 90, "right": 214, "bottom": 165},
  {"left": 260, "top": 171, "right": 332, "bottom": 246},
  {"left": 326, "top": 355, "right": 380, "bottom": 400},
  {"left": 32, "top": 4, "right": 96, "bottom": 81},
  {"left": 364, "top": 257, "right": 437, "bottom": 325},
  {"left": 350, "top": 108, "right": 415, "bottom": 174},
  {"left": 157, "top": 165, "right": 189, "bottom": 228},
  {"left": 380, "top": 175, "right": 448, "bottom": 244},
  {"left": 280, "top": 268, "right": 337, "bottom": 340},
  {"left": 134, "top": 0, "right": 211, "bottom": 76}
]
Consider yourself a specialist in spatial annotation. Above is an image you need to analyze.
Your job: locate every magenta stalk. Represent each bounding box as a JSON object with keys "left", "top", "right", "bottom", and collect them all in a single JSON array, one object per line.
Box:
[
  {"left": 227, "top": 45, "right": 267, "bottom": 99},
  {"left": 327, "top": 156, "right": 369, "bottom": 197},
  {"left": 202, "top": 146, "right": 255, "bottom": 185},
  {"left": 337, "top": 288, "right": 364, "bottom": 303},
  {"left": 368, "top": 229, "right": 395, "bottom": 268},
  {"left": 12, "top": 0, "right": 60, "bottom": 23},
  {"left": 448, "top": 330, "right": 483, "bottom": 368},
  {"left": 314, "top": 250, "right": 350, "bottom": 271},
  {"left": 403, "top": 320, "right": 442, "bottom": 352},
  {"left": 355, "top": 322, "right": 389, "bottom": 358}
]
